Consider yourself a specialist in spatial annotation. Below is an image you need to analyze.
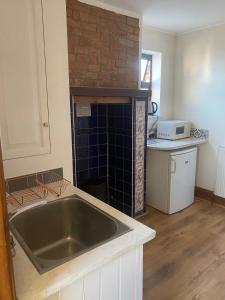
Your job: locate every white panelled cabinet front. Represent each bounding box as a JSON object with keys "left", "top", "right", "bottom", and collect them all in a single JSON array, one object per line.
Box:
[
  {"left": 46, "top": 246, "right": 143, "bottom": 300},
  {"left": 0, "top": 0, "right": 50, "bottom": 160}
]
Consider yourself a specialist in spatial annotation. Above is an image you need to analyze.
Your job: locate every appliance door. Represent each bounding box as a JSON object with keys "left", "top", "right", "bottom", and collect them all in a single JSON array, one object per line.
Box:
[{"left": 169, "top": 148, "right": 197, "bottom": 214}]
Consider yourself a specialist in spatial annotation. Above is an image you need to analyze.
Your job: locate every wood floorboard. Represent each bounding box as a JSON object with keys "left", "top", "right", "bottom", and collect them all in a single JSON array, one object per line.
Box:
[{"left": 140, "top": 198, "right": 225, "bottom": 300}]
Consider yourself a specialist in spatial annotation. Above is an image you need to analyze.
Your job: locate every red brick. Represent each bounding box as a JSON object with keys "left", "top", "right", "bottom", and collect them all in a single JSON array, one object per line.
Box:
[
  {"left": 88, "top": 65, "right": 100, "bottom": 73},
  {"left": 74, "top": 47, "right": 88, "bottom": 55},
  {"left": 127, "top": 33, "right": 139, "bottom": 42},
  {"left": 66, "top": 0, "right": 139, "bottom": 89},
  {"left": 118, "top": 23, "right": 134, "bottom": 34},
  {"left": 119, "top": 38, "right": 134, "bottom": 48},
  {"left": 76, "top": 54, "right": 89, "bottom": 64},
  {"left": 72, "top": 10, "right": 80, "bottom": 20},
  {"left": 127, "top": 17, "right": 139, "bottom": 27},
  {"left": 67, "top": 7, "right": 73, "bottom": 17}
]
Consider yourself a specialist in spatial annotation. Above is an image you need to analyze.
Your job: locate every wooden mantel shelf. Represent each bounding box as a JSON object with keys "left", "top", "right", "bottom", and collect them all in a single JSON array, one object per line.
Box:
[{"left": 70, "top": 87, "right": 151, "bottom": 98}]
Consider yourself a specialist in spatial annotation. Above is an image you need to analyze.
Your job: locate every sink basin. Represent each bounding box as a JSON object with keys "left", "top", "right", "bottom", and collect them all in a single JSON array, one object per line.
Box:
[{"left": 10, "top": 195, "right": 131, "bottom": 274}]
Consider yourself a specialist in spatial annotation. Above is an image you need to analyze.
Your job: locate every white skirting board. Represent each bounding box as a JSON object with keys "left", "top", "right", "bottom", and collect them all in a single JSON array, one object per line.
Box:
[{"left": 214, "top": 146, "right": 225, "bottom": 197}]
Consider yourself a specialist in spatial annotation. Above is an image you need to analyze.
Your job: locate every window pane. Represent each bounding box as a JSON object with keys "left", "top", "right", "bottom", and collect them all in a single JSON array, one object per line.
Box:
[
  {"left": 144, "top": 60, "right": 151, "bottom": 83},
  {"left": 141, "top": 59, "right": 148, "bottom": 81}
]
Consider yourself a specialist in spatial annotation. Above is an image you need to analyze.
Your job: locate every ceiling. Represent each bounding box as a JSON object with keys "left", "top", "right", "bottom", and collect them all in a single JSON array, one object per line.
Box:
[{"left": 98, "top": 0, "right": 225, "bottom": 33}]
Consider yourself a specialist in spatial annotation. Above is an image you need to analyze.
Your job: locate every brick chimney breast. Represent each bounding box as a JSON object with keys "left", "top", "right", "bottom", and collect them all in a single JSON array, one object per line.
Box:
[{"left": 66, "top": 0, "right": 140, "bottom": 89}]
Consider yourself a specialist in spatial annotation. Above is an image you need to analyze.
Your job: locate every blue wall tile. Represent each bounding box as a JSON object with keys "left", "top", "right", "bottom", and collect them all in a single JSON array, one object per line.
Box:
[{"left": 72, "top": 102, "right": 134, "bottom": 215}]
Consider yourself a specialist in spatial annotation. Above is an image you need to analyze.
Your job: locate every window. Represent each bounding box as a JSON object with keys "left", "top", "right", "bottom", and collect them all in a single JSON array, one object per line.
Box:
[{"left": 141, "top": 53, "right": 152, "bottom": 89}]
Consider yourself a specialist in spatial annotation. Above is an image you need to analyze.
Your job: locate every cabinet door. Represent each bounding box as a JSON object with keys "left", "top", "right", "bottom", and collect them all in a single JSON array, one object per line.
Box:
[
  {"left": 0, "top": 0, "right": 50, "bottom": 160},
  {"left": 170, "top": 149, "right": 197, "bottom": 214}
]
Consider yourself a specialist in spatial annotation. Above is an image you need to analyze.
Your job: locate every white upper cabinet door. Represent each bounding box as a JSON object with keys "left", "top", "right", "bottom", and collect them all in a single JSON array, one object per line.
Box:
[{"left": 0, "top": 0, "right": 50, "bottom": 160}]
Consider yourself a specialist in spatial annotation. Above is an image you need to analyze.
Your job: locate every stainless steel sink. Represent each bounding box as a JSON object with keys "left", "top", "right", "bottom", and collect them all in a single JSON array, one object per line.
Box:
[{"left": 10, "top": 195, "right": 131, "bottom": 274}]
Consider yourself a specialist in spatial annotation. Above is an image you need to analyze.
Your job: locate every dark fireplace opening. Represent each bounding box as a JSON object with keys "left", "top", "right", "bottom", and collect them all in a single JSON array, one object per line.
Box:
[
  {"left": 72, "top": 102, "right": 133, "bottom": 216},
  {"left": 70, "top": 87, "right": 149, "bottom": 217}
]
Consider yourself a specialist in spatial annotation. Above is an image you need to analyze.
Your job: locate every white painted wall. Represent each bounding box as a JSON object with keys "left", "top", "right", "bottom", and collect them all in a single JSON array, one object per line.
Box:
[
  {"left": 174, "top": 24, "right": 225, "bottom": 190},
  {"left": 142, "top": 26, "right": 176, "bottom": 119},
  {"left": 3, "top": 0, "right": 73, "bottom": 181}
]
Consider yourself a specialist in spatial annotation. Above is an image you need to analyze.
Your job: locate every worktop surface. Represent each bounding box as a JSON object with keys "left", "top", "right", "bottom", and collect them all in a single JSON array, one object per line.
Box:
[
  {"left": 147, "top": 137, "right": 208, "bottom": 151},
  {"left": 10, "top": 185, "right": 155, "bottom": 300}
]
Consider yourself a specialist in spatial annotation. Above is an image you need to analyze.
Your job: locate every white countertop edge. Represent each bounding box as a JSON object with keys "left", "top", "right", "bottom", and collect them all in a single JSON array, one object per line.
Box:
[
  {"left": 13, "top": 185, "right": 156, "bottom": 300},
  {"left": 147, "top": 137, "right": 208, "bottom": 151}
]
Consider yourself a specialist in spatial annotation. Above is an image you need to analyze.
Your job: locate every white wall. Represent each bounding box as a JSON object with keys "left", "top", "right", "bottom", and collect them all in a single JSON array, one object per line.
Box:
[
  {"left": 3, "top": 0, "right": 73, "bottom": 181},
  {"left": 142, "top": 27, "right": 176, "bottom": 119},
  {"left": 174, "top": 24, "right": 225, "bottom": 190}
]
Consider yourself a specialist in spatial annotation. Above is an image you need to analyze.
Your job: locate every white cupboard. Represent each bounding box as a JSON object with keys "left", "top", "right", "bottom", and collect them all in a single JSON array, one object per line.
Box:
[
  {"left": 0, "top": 0, "right": 50, "bottom": 160},
  {"left": 147, "top": 147, "right": 197, "bottom": 214},
  {"left": 45, "top": 246, "right": 143, "bottom": 300}
]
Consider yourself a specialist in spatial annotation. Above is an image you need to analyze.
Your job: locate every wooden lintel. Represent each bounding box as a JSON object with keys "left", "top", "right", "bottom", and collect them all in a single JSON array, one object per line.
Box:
[
  {"left": 70, "top": 86, "right": 151, "bottom": 98},
  {"left": 74, "top": 96, "right": 130, "bottom": 104}
]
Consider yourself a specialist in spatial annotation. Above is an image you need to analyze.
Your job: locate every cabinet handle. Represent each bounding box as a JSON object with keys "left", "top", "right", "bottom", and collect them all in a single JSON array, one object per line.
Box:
[
  {"left": 42, "top": 122, "right": 49, "bottom": 128},
  {"left": 171, "top": 158, "right": 176, "bottom": 174}
]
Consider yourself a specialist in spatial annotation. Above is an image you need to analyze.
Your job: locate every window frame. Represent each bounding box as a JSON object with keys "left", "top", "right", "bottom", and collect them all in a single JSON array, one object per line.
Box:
[{"left": 141, "top": 53, "right": 153, "bottom": 90}]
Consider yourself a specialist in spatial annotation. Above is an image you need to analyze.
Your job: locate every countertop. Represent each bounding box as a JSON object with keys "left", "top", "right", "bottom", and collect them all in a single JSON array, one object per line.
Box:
[
  {"left": 10, "top": 185, "right": 156, "bottom": 300},
  {"left": 147, "top": 137, "right": 208, "bottom": 151}
]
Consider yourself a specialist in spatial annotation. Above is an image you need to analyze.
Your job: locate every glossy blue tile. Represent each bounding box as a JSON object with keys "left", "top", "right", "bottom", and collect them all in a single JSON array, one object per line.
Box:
[
  {"left": 99, "top": 134, "right": 107, "bottom": 145},
  {"left": 99, "top": 155, "right": 107, "bottom": 167},
  {"left": 89, "top": 158, "right": 98, "bottom": 168},
  {"left": 90, "top": 117, "right": 97, "bottom": 128},
  {"left": 109, "top": 134, "right": 115, "bottom": 145},
  {"left": 115, "top": 146, "right": 123, "bottom": 158},
  {"left": 124, "top": 182, "right": 132, "bottom": 196},
  {"left": 124, "top": 194, "right": 132, "bottom": 206},
  {"left": 114, "top": 105, "right": 123, "bottom": 116},
  {"left": 77, "top": 159, "right": 88, "bottom": 171},
  {"left": 115, "top": 168, "right": 123, "bottom": 180},
  {"left": 77, "top": 117, "right": 90, "bottom": 129},
  {"left": 115, "top": 190, "right": 124, "bottom": 202},
  {"left": 77, "top": 147, "right": 88, "bottom": 159},
  {"left": 123, "top": 117, "right": 131, "bottom": 130},
  {"left": 124, "top": 136, "right": 132, "bottom": 148},
  {"left": 109, "top": 166, "right": 115, "bottom": 176},
  {"left": 124, "top": 171, "right": 132, "bottom": 183},
  {"left": 89, "top": 145, "right": 98, "bottom": 157},
  {"left": 123, "top": 147, "right": 132, "bottom": 160},
  {"left": 109, "top": 156, "right": 115, "bottom": 167},
  {"left": 91, "top": 104, "right": 98, "bottom": 115},
  {"left": 76, "top": 135, "right": 89, "bottom": 147},
  {"left": 109, "top": 176, "right": 115, "bottom": 188},
  {"left": 115, "top": 135, "right": 123, "bottom": 147},
  {"left": 98, "top": 104, "right": 106, "bottom": 115},
  {"left": 123, "top": 204, "right": 132, "bottom": 216},
  {"left": 123, "top": 104, "right": 132, "bottom": 117},
  {"left": 115, "top": 179, "right": 123, "bottom": 192},
  {"left": 89, "top": 167, "right": 98, "bottom": 177},
  {"left": 89, "top": 134, "right": 97, "bottom": 146},
  {"left": 115, "top": 158, "right": 123, "bottom": 169},
  {"left": 115, "top": 117, "right": 123, "bottom": 129},
  {"left": 99, "top": 144, "right": 107, "bottom": 156},
  {"left": 78, "top": 170, "right": 89, "bottom": 181},
  {"left": 109, "top": 146, "right": 115, "bottom": 157},
  {"left": 124, "top": 159, "right": 132, "bottom": 172},
  {"left": 98, "top": 116, "right": 107, "bottom": 128},
  {"left": 99, "top": 166, "right": 107, "bottom": 177}
]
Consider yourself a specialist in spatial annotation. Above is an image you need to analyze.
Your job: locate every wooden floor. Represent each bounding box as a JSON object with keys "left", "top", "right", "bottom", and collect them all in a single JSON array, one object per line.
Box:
[{"left": 140, "top": 198, "right": 225, "bottom": 300}]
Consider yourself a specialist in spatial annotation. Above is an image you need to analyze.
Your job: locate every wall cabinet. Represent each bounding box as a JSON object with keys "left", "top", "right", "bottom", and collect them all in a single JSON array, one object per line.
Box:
[{"left": 0, "top": 0, "right": 50, "bottom": 160}]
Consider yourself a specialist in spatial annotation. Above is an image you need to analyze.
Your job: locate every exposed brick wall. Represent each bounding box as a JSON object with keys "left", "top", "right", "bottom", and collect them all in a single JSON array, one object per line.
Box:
[{"left": 66, "top": 0, "right": 140, "bottom": 88}]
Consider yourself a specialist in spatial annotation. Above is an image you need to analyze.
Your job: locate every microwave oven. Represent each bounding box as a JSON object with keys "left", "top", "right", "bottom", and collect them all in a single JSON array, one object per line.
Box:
[{"left": 157, "top": 120, "right": 191, "bottom": 140}]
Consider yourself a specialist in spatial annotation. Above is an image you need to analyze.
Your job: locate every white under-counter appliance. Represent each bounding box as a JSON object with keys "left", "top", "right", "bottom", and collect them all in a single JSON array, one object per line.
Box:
[
  {"left": 147, "top": 147, "right": 197, "bottom": 214},
  {"left": 157, "top": 120, "right": 191, "bottom": 140}
]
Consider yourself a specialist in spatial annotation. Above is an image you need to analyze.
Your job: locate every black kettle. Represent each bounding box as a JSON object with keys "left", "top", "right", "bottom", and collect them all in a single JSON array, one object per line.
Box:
[{"left": 148, "top": 101, "right": 158, "bottom": 116}]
